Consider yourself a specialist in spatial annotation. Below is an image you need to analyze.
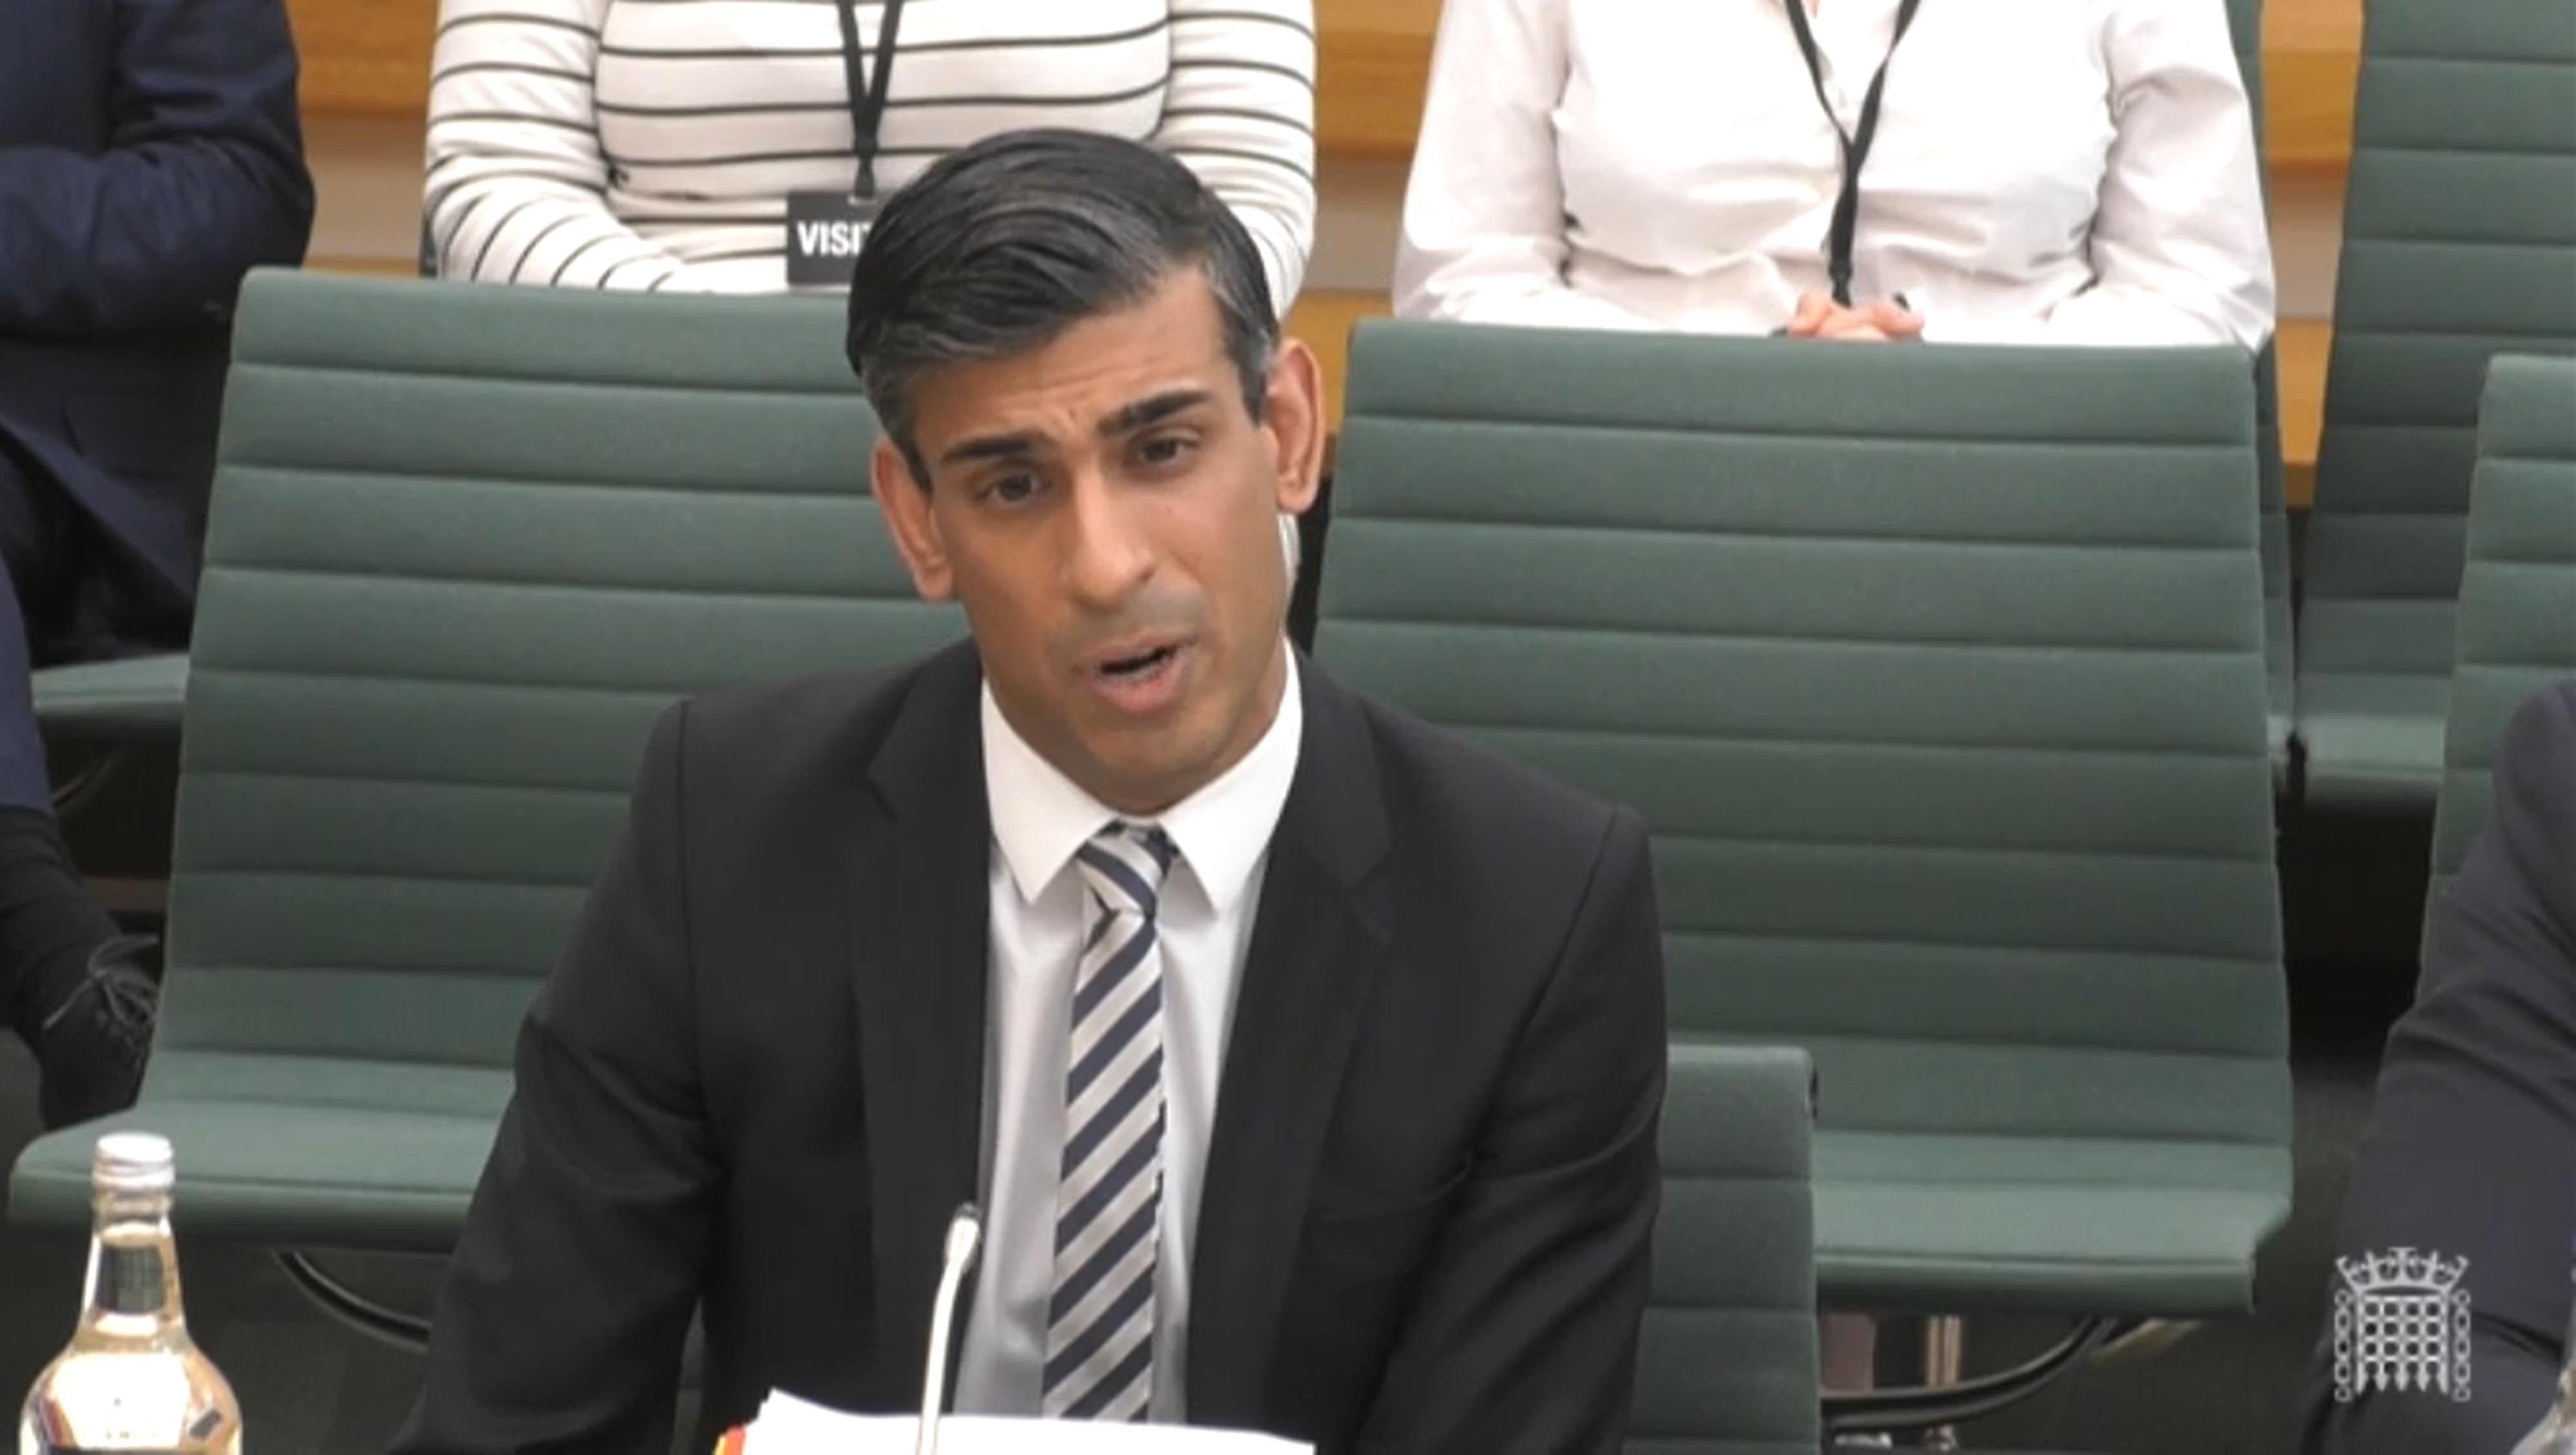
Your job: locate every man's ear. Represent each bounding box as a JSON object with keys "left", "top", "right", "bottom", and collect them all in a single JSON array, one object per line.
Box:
[
  {"left": 871, "top": 435, "right": 955, "bottom": 602},
  {"left": 1263, "top": 337, "right": 1327, "bottom": 517}
]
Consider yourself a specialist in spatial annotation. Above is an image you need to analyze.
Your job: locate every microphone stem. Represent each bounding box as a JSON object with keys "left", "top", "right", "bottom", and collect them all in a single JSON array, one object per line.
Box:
[{"left": 918, "top": 1205, "right": 982, "bottom": 1455}]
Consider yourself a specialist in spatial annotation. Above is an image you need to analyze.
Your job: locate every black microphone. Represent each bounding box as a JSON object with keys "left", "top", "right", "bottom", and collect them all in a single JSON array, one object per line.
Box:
[{"left": 915, "top": 1203, "right": 983, "bottom": 1455}]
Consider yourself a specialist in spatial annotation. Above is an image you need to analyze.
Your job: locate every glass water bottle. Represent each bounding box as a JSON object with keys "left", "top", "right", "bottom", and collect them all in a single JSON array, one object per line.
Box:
[{"left": 18, "top": 1132, "right": 242, "bottom": 1454}]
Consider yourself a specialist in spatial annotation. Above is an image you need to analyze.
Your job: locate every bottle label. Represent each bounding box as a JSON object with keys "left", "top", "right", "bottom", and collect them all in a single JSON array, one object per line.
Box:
[{"left": 21, "top": 1360, "right": 190, "bottom": 1449}]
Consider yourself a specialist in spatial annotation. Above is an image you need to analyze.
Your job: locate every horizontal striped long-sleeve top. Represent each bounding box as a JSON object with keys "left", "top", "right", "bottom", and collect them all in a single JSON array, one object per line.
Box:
[{"left": 426, "top": 0, "right": 1316, "bottom": 306}]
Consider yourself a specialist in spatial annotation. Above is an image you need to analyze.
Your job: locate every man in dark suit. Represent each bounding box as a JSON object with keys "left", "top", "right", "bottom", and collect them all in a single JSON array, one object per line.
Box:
[
  {"left": 397, "top": 129, "right": 1669, "bottom": 1454},
  {"left": 0, "top": 0, "right": 312, "bottom": 1126},
  {"left": 2303, "top": 680, "right": 2576, "bottom": 1451}
]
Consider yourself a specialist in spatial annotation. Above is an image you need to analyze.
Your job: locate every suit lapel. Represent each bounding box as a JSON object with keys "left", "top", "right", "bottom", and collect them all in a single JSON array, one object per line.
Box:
[
  {"left": 850, "top": 642, "right": 992, "bottom": 1407},
  {"left": 1188, "top": 661, "right": 1392, "bottom": 1426}
]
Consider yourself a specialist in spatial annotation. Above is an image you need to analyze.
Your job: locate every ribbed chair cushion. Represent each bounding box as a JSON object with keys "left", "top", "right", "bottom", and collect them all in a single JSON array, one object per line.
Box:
[
  {"left": 1316, "top": 321, "right": 2291, "bottom": 1318},
  {"left": 2427, "top": 356, "right": 2576, "bottom": 909},
  {"left": 32, "top": 654, "right": 190, "bottom": 738},
  {"left": 1632, "top": 1045, "right": 1821, "bottom": 1455},
  {"left": 2296, "top": 0, "right": 2576, "bottom": 807},
  {"left": 11, "top": 271, "right": 961, "bottom": 1242}
]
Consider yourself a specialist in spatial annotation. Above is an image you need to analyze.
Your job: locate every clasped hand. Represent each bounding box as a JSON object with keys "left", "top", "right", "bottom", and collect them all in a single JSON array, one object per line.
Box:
[{"left": 1783, "top": 290, "right": 1923, "bottom": 342}]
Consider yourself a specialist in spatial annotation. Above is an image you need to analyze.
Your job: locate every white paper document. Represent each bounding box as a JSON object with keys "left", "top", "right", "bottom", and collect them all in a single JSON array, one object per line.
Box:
[{"left": 739, "top": 1389, "right": 1314, "bottom": 1454}]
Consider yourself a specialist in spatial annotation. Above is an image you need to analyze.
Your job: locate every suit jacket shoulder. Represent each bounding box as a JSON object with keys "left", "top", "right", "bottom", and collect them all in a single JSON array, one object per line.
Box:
[
  {"left": 1354, "top": 687, "right": 1628, "bottom": 844},
  {"left": 670, "top": 640, "right": 981, "bottom": 806},
  {"left": 1339, "top": 681, "right": 1643, "bottom": 949},
  {"left": 2450, "top": 681, "right": 2576, "bottom": 964}
]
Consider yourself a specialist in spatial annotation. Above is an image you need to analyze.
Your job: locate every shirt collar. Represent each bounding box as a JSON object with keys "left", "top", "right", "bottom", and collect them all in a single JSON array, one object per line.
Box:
[{"left": 981, "top": 648, "right": 1303, "bottom": 915}]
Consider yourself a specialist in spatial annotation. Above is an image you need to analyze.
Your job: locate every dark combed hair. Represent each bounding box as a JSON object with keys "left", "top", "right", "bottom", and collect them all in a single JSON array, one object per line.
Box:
[{"left": 844, "top": 128, "right": 1280, "bottom": 480}]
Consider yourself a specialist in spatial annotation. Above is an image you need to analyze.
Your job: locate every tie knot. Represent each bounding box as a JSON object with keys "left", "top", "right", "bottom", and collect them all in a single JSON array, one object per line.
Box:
[{"left": 1076, "top": 820, "right": 1177, "bottom": 919}]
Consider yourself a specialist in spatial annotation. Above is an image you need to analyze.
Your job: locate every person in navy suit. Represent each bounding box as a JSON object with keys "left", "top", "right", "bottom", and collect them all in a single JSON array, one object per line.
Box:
[
  {"left": 0, "top": 0, "right": 313, "bottom": 1126},
  {"left": 2303, "top": 680, "right": 2576, "bottom": 1451}
]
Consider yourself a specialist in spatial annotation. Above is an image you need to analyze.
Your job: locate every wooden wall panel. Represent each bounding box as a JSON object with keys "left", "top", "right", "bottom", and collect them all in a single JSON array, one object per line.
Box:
[
  {"left": 2266, "top": 0, "right": 2363, "bottom": 175},
  {"left": 1313, "top": 0, "right": 1441, "bottom": 160},
  {"left": 1284, "top": 289, "right": 1394, "bottom": 428},
  {"left": 290, "top": 0, "right": 436, "bottom": 117}
]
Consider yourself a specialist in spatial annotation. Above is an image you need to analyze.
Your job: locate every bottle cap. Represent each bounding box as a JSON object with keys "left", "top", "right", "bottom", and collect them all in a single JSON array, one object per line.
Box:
[{"left": 93, "top": 1131, "right": 176, "bottom": 1193}]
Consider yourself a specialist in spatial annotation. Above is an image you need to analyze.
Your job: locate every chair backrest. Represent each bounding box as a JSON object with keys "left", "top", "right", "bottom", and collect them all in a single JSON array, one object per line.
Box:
[
  {"left": 2428, "top": 355, "right": 2576, "bottom": 902},
  {"left": 1633, "top": 1045, "right": 1821, "bottom": 1455},
  {"left": 2221, "top": 0, "right": 2296, "bottom": 770},
  {"left": 1316, "top": 320, "right": 2289, "bottom": 1159},
  {"left": 2305, "top": 0, "right": 2576, "bottom": 671},
  {"left": 2221, "top": 0, "right": 2260, "bottom": 104},
  {"left": 153, "top": 270, "right": 960, "bottom": 1103}
]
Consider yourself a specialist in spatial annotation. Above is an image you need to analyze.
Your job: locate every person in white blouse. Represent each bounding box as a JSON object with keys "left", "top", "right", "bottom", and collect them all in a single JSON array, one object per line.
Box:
[
  {"left": 1394, "top": 0, "right": 2277, "bottom": 349},
  {"left": 426, "top": 0, "right": 1316, "bottom": 307}
]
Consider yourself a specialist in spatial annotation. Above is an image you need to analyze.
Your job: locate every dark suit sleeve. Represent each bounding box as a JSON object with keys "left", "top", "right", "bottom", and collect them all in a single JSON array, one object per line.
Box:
[
  {"left": 0, "top": 0, "right": 314, "bottom": 336},
  {"left": 2303, "top": 683, "right": 2576, "bottom": 1452},
  {"left": 397, "top": 705, "right": 719, "bottom": 1455},
  {"left": 1354, "top": 805, "right": 1668, "bottom": 1452}
]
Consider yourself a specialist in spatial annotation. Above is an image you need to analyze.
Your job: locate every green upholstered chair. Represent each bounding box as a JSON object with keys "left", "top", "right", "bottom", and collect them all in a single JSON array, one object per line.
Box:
[
  {"left": 2294, "top": 0, "right": 2576, "bottom": 808},
  {"left": 1316, "top": 320, "right": 2291, "bottom": 1418},
  {"left": 33, "top": 654, "right": 189, "bottom": 740},
  {"left": 9, "top": 271, "right": 959, "bottom": 1258},
  {"left": 2427, "top": 356, "right": 2576, "bottom": 909},
  {"left": 2222, "top": 0, "right": 2295, "bottom": 777},
  {"left": 1634, "top": 1044, "right": 1821, "bottom": 1455},
  {"left": 35, "top": 656, "right": 188, "bottom": 853}
]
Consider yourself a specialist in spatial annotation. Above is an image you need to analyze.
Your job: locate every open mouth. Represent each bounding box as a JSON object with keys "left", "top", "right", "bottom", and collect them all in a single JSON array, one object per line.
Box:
[
  {"left": 1084, "top": 640, "right": 1191, "bottom": 716},
  {"left": 1097, "top": 643, "right": 1180, "bottom": 680}
]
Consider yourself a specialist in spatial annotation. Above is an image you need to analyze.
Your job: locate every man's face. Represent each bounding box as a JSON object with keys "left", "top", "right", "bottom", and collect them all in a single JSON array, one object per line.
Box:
[{"left": 872, "top": 269, "right": 1325, "bottom": 815}]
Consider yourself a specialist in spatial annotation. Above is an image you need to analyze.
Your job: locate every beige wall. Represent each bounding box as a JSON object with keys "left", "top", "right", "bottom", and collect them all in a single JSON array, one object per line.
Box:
[
  {"left": 2268, "top": 173, "right": 2344, "bottom": 320},
  {"left": 305, "top": 117, "right": 428, "bottom": 268}
]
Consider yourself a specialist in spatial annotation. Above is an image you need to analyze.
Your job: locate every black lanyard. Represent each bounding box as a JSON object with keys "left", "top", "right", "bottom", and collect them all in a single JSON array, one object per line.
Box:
[
  {"left": 833, "top": 0, "right": 908, "bottom": 200},
  {"left": 1779, "top": 0, "right": 1923, "bottom": 307}
]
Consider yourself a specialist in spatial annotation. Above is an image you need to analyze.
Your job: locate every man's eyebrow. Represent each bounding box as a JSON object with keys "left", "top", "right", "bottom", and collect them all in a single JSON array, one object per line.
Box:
[
  {"left": 937, "top": 430, "right": 1041, "bottom": 469},
  {"left": 1098, "top": 389, "right": 1214, "bottom": 438},
  {"left": 933, "top": 390, "right": 1214, "bottom": 469}
]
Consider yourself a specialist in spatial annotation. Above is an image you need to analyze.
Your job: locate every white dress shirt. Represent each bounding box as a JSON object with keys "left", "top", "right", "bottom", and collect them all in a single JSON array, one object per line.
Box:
[
  {"left": 956, "top": 653, "right": 1304, "bottom": 1422},
  {"left": 1394, "top": 0, "right": 2277, "bottom": 348}
]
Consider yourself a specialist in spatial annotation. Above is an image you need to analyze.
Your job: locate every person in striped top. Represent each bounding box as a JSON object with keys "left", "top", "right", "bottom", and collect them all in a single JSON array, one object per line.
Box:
[{"left": 426, "top": 0, "right": 1315, "bottom": 307}]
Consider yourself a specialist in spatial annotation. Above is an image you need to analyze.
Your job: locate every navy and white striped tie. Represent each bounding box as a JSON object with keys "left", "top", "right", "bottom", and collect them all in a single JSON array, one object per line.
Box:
[{"left": 1043, "top": 821, "right": 1179, "bottom": 1421}]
